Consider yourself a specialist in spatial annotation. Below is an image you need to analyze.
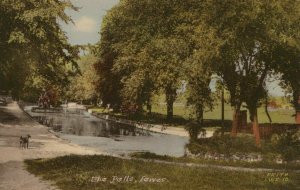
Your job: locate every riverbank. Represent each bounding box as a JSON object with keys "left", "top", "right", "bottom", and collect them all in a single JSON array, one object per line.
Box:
[
  {"left": 0, "top": 102, "right": 103, "bottom": 190},
  {"left": 90, "top": 111, "right": 214, "bottom": 138}
]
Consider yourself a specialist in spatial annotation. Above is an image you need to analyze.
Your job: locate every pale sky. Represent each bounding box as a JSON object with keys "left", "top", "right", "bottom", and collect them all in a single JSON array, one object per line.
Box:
[
  {"left": 61, "top": 0, "right": 285, "bottom": 97},
  {"left": 61, "top": 0, "right": 119, "bottom": 45}
]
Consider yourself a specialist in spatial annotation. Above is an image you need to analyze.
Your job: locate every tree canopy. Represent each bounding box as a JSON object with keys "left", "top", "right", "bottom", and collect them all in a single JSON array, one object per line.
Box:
[
  {"left": 202, "top": 0, "right": 300, "bottom": 145},
  {"left": 0, "top": 0, "right": 79, "bottom": 99},
  {"left": 67, "top": 53, "right": 99, "bottom": 103},
  {"left": 95, "top": 0, "right": 300, "bottom": 145},
  {"left": 95, "top": 0, "right": 213, "bottom": 120}
]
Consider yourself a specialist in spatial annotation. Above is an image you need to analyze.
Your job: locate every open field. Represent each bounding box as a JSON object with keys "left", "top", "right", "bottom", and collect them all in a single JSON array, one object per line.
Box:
[
  {"left": 25, "top": 155, "right": 300, "bottom": 190},
  {"left": 151, "top": 102, "right": 295, "bottom": 124},
  {"left": 90, "top": 100, "right": 296, "bottom": 128}
]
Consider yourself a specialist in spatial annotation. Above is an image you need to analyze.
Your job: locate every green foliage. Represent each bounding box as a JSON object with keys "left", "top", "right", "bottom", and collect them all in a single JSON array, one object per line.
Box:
[
  {"left": 187, "top": 134, "right": 260, "bottom": 156},
  {"left": 0, "top": 0, "right": 79, "bottom": 99},
  {"left": 200, "top": 0, "right": 300, "bottom": 126},
  {"left": 95, "top": 0, "right": 212, "bottom": 117},
  {"left": 185, "top": 57, "right": 213, "bottom": 123},
  {"left": 184, "top": 121, "right": 206, "bottom": 141},
  {"left": 186, "top": 130, "right": 300, "bottom": 162},
  {"left": 67, "top": 54, "right": 99, "bottom": 102},
  {"left": 95, "top": 0, "right": 300, "bottom": 127},
  {"left": 270, "top": 129, "right": 300, "bottom": 161},
  {"left": 276, "top": 47, "right": 300, "bottom": 110}
]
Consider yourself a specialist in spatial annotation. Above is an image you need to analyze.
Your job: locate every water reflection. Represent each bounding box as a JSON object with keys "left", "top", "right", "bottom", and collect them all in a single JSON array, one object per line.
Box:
[
  {"left": 33, "top": 113, "right": 151, "bottom": 137},
  {"left": 24, "top": 106, "right": 189, "bottom": 156}
]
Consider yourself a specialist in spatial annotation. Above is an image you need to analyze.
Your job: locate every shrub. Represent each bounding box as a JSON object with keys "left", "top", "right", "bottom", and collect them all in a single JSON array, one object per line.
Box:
[
  {"left": 184, "top": 122, "right": 203, "bottom": 141},
  {"left": 270, "top": 129, "right": 300, "bottom": 161},
  {"left": 186, "top": 134, "right": 259, "bottom": 156}
]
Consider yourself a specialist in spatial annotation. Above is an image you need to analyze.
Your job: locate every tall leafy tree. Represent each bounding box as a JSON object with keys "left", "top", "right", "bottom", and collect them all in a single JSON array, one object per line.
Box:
[
  {"left": 186, "top": 60, "right": 213, "bottom": 124},
  {"left": 95, "top": 0, "right": 199, "bottom": 118},
  {"left": 0, "top": 0, "right": 78, "bottom": 99},
  {"left": 203, "top": 0, "right": 300, "bottom": 146},
  {"left": 276, "top": 47, "right": 300, "bottom": 115}
]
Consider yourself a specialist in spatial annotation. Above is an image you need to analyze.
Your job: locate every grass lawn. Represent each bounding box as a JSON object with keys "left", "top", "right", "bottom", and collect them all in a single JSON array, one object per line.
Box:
[
  {"left": 130, "top": 152, "right": 300, "bottom": 171},
  {"left": 90, "top": 99, "right": 296, "bottom": 128},
  {"left": 151, "top": 103, "right": 295, "bottom": 124},
  {"left": 25, "top": 155, "right": 300, "bottom": 190}
]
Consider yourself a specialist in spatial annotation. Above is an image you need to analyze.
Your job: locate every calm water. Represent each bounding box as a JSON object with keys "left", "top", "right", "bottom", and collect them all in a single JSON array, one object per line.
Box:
[{"left": 24, "top": 106, "right": 189, "bottom": 156}]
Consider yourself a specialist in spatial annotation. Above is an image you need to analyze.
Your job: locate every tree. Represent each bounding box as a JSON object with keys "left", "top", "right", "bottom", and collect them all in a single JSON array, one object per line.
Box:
[
  {"left": 276, "top": 47, "right": 300, "bottom": 115},
  {"left": 186, "top": 61, "right": 213, "bottom": 124},
  {"left": 0, "top": 0, "right": 78, "bottom": 100},
  {"left": 95, "top": 0, "right": 198, "bottom": 118},
  {"left": 67, "top": 54, "right": 99, "bottom": 103},
  {"left": 202, "top": 0, "right": 300, "bottom": 146},
  {"left": 139, "top": 38, "right": 190, "bottom": 120}
]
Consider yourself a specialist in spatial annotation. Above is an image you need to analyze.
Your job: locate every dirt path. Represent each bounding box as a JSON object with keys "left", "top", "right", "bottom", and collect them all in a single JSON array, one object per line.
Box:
[{"left": 0, "top": 102, "right": 102, "bottom": 190}]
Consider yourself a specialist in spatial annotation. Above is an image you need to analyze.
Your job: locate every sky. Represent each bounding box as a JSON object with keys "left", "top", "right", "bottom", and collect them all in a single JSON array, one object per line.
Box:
[
  {"left": 61, "top": 0, "right": 119, "bottom": 45},
  {"left": 61, "top": 0, "right": 285, "bottom": 97}
]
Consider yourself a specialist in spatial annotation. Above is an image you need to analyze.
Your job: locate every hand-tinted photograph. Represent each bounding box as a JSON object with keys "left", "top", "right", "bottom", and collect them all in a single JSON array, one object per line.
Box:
[{"left": 0, "top": 0, "right": 299, "bottom": 189}]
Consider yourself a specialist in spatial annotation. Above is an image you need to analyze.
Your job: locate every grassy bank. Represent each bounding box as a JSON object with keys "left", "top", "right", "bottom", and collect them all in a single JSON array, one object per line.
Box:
[
  {"left": 186, "top": 133, "right": 300, "bottom": 161},
  {"left": 130, "top": 152, "right": 300, "bottom": 171},
  {"left": 25, "top": 155, "right": 300, "bottom": 190}
]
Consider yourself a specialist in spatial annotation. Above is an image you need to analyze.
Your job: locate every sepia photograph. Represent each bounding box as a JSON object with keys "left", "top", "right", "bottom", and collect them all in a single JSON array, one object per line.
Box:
[{"left": 0, "top": 0, "right": 299, "bottom": 189}]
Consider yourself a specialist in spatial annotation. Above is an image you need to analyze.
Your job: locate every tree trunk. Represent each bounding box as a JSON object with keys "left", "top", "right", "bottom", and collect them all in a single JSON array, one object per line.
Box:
[
  {"left": 137, "top": 102, "right": 144, "bottom": 114},
  {"left": 166, "top": 98, "right": 174, "bottom": 120},
  {"left": 231, "top": 106, "right": 239, "bottom": 137},
  {"left": 166, "top": 87, "right": 176, "bottom": 121},
  {"left": 292, "top": 91, "right": 299, "bottom": 109},
  {"left": 221, "top": 86, "right": 225, "bottom": 135},
  {"left": 292, "top": 92, "right": 300, "bottom": 119},
  {"left": 147, "top": 102, "right": 152, "bottom": 115},
  {"left": 250, "top": 107, "right": 261, "bottom": 147},
  {"left": 196, "top": 105, "right": 204, "bottom": 125},
  {"left": 265, "top": 96, "right": 272, "bottom": 124}
]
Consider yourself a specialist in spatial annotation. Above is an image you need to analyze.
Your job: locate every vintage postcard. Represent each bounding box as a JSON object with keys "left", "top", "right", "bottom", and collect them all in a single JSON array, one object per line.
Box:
[{"left": 0, "top": 0, "right": 299, "bottom": 190}]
